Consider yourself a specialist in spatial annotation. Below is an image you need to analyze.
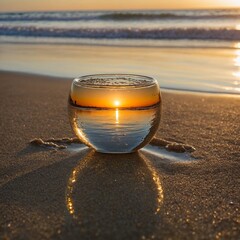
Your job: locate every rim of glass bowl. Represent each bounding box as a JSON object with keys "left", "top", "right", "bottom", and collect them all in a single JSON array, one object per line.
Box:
[{"left": 73, "top": 74, "right": 158, "bottom": 89}]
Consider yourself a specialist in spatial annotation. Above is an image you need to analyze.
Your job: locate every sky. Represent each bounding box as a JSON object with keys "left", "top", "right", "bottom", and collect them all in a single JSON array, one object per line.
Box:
[{"left": 0, "top": 0, "right": 240, "bottom": 12}]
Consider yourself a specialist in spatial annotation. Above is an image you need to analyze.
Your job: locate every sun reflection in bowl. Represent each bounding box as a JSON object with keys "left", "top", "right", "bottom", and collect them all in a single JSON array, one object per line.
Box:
[
  {"left": 69, "top": 74, "right": 161, "bottom": 153},
  {"left": 114, "top": 100, "right": 120, "bottom": 107}
]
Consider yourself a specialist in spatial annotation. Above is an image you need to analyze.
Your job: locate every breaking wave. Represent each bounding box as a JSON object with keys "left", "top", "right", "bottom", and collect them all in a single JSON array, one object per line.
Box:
[
  {"left": 0, "top": 10, "right": 240, "bottom": 22},
  {"left": 1, "top": 26, "right": 240, "bottom": 41}
]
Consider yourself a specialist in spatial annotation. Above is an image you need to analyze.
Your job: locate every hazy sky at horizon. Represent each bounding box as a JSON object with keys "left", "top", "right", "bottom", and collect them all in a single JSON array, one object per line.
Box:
[{"left": 0, "top": 0, "right": 240, "bottom": 12}]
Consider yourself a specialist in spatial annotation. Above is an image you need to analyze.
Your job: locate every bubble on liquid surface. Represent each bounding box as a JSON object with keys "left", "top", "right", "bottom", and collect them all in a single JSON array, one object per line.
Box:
[{"left": 74, "top": 74, "right": 156, "bottom": 89}]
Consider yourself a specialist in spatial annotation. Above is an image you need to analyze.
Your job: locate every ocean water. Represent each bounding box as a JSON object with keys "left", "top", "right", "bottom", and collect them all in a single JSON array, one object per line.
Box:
[
  {"left": 1, "top": 9, "right": 240, "bottom": 43},
  {"left": 0, "top": 9, "right": 240, "bottom": 94}
]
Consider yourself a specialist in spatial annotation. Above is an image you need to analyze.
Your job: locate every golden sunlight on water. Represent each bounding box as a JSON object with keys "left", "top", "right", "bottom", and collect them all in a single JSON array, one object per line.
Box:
[
  {"left": 233, "top": 50, "right": 240, "bottom": 67},
  {"left": 235, "top": 24, "right": 240, "bottom": 31},
  {"left": 234, "top": 42, "right": 240, "bottom": 49},
  {"left": 115, "top": 109, "right": 119, "bottom": 124},
  {"left": 232, "top": 46, "right": 240, "bottom": 92}
]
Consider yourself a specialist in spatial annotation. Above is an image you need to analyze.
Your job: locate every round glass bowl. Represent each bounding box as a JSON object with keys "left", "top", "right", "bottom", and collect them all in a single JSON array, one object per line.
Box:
[{"left": 68, "top": 74, "right": 162, "bottom": 153}]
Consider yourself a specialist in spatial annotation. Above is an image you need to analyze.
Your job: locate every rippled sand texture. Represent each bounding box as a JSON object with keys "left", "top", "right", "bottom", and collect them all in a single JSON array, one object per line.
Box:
[{"left": 0, "top": 72, "right": 239, "bottom": 239}]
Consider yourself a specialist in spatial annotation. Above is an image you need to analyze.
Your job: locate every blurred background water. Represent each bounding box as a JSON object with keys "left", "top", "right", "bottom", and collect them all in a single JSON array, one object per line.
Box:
[{"left": 0, "top": 9, "right": 240, "bottom": 94}]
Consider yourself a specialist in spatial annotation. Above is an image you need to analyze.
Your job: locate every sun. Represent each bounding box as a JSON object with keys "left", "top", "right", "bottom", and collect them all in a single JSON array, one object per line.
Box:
[
  {"left": 114, "top": 100, "right": 120, "bottom": 107},
  {"left": 219, "top": 0, "right": 240, "bottom": 7}
]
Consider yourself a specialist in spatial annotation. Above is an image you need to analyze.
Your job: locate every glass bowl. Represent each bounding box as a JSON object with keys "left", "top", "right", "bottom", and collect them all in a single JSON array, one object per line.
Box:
[{"left": 68, "top": 74, "right": 161, "bottom": 153}]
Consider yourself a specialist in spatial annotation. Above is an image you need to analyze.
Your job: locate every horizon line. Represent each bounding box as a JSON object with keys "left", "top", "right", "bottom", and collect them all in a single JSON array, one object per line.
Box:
[{"left": 0, "top": 6, "right": 240, "bottom": 14}]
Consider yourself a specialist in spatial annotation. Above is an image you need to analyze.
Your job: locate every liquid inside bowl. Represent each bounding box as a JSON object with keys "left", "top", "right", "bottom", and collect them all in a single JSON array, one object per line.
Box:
[{"left": 68, "top": 104, "right": 161, "bottom": 153}]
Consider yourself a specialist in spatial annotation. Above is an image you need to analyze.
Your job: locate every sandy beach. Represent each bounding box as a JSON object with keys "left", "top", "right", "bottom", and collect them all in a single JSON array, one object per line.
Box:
[{"left": 0, "top": 71, "right": 239, "bottom": 239}]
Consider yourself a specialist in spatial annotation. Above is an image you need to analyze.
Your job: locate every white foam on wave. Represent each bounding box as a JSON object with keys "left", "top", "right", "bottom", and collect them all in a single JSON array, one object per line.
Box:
[{"left": 0, "top": 9, "right": 240, "bottom": 22}]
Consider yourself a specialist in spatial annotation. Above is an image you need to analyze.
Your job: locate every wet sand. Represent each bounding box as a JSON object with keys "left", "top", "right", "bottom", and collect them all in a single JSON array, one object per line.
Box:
[
  {"left": 0, "top": 71, "right": 239, "bottom": 239},
  {"left": 1, "top": 42, "right": 240, "bottom": 94}
]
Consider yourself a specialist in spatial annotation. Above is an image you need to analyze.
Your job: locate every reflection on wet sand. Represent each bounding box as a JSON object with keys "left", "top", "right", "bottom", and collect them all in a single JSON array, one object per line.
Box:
[
  {"left": 66, "top": 151, "right": 95, "bottom": 216},
  {"left": 66, "top": 151, "right": 163, "bottom": 239},
  {"left": 139, "top": 152, "right": 163, "bottom": 214}
]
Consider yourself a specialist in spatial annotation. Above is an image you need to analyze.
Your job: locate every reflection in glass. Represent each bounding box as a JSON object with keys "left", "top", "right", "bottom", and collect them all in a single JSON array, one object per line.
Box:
[
  {"left": 69, "top": 105, "right": 161, "bottom": 153},
  {"left": 68, "top": 74, "right": 161, "bottom": 153},
  {"left": 115, "top": 109, "right": 119, "bottom": 124}
]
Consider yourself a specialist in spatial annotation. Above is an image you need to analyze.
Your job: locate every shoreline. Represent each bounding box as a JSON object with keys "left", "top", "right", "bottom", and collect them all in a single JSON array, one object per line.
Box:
[
  {"left": 1, "top": 42, "right": 240, "bottom": 94},
  {"left": 0, "top": 71, "right": 239, "bottom": 239},
  {"left": 0, "top": 37, "right": 238, "bottom": 49},
  {"left": 1, "top": 69, "right": 240, "bottom": 97}
]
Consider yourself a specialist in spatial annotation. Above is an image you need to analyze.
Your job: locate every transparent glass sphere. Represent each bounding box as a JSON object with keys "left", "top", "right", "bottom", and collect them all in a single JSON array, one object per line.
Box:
[{"left": 68, "top": 74, "right": 162, "bottom": 153}]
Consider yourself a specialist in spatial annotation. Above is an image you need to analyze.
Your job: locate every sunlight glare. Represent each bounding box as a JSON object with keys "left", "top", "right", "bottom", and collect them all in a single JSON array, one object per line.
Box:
[
  {"left": 234, "top": 42, "right": 240, "bottom": 49},
  {"left": 236, "top": 25, "right": 240, "bottom": 31},
  {"left": 234, "top": 50, "right": 240, "bottom": 67},
  {"left": 114, "top": 100, "right": 120, "bottom": 107},
  {"left": 232, "top": 47, "right": 240, "bottom": 91},
  {"left": 232, "top": 72, "right": 240, "bottom": 78},
  {"left": 115, "top": 109, "right": 119, "bottom": 124}
]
